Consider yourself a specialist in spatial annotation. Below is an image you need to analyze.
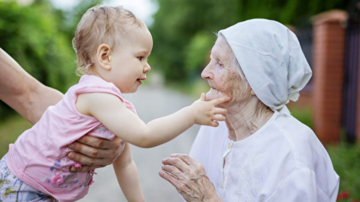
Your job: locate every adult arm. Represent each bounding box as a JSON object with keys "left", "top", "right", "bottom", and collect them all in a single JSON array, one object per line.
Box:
[
  {"left": 159, "top": 154, "right": 223, "bottom": 202},
  {"left": 0, "top": 48, "right": 122, "bottom": 171},
  {"left": 0, "top": 48, "right": 63, "bottom": 124}
]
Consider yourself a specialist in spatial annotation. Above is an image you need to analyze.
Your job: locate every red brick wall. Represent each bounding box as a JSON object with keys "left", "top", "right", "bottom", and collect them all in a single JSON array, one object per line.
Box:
[
  {"left": 357, "top": 39, "right": 360, "bottom": 141},
  {"left": 312, "top": 10, "right": 348, "bottom": 145}
]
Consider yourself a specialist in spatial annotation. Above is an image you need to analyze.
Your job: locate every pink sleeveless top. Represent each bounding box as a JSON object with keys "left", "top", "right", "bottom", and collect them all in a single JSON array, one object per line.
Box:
[{"left": 6, "top": 75, "right": 136, "bottom": 202}]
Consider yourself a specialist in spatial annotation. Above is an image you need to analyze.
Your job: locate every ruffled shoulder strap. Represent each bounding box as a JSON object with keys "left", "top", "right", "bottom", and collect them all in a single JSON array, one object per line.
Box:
[{"left": 70, "top": 75, "right": 137, "bottom": 114}]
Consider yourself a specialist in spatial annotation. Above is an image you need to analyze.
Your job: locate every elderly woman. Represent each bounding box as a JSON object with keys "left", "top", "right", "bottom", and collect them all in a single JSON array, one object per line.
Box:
[{"left": 159, "top": 19, "right": 339, "bottom": 202}]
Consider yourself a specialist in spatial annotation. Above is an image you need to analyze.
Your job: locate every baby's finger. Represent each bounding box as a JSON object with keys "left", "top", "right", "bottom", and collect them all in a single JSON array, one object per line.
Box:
[
  {"left": 211, "top": 96, "right": 230, "bottom": 106},
  {"left": 210, "top": 120, "right": 219, "bottom": 127},
  {"left": 214, "top": 108, "right": 227, "bottom": 115},
  {"left": 212, "top": 115, "right": 226, "bottom": 122},
  {"left": 200, "top": 93, "right": 206, "bottom": 101}
]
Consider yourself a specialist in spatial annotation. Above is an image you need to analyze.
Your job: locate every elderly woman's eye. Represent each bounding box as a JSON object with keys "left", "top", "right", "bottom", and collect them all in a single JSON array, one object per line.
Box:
[{"left": 218, "top": 61, "right": 224, "bottom": 67}]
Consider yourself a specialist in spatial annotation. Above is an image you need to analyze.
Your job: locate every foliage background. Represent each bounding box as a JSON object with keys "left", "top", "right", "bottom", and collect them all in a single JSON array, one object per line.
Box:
[
  {"left": 0, "top": 0, "right": 352, "bottom": 119},
  {"left": 0, "top": 0, "right": 102, "bottom": 120},
  {"left": 150, "top": 0, "right": 351, "bottom": 82}
]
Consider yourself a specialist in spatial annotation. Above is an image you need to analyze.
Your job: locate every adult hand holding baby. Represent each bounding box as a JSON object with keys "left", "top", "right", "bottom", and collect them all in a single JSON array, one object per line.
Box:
[{"left": 67, "top": 136, "right": 125, "bottom": 172}]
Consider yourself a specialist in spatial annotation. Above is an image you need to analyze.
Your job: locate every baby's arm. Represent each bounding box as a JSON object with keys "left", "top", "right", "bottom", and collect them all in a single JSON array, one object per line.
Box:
[
  {"left": 113, "top": 142, "right": 144, "bottom": 202},
  {"left": 76, "top": 92, "right": 228, "bottom": 148}
]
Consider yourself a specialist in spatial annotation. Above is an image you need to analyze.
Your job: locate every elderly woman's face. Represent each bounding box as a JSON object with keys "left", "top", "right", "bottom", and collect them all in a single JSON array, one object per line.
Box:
[{"left": 201, "top": 37, "right": 245, "bottom": 103}]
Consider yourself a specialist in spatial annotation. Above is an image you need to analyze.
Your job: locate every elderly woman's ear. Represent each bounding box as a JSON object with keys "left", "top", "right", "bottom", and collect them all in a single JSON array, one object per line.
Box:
[{"left": 251, "top": 89, "right": 256, "bottom": 96}]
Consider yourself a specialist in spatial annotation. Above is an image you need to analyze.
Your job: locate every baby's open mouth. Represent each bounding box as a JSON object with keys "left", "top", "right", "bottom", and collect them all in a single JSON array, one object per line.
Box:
[{"left": 137, "top": 77, "right": 146, "bottom": 83}]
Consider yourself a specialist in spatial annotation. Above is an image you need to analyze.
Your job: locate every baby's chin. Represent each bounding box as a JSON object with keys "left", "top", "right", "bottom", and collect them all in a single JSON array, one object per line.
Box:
[{"left": 205, "top": 88, "right": 227, "bottom": 101}]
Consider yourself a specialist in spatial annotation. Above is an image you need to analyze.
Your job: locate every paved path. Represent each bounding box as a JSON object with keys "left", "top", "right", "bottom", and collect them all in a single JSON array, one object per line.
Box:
[{"left": 79, "top": 85, "right": 200, "bottom": 202}]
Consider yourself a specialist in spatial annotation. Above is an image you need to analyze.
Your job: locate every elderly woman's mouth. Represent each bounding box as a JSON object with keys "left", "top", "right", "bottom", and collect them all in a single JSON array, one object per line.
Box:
[
  {"left": 208, "top": 87, "right": 219, "bottom": 94},
  {"left": 209, "top": 87, "right": 217, "bottom": 91},
  {"left": 206, "top": 88, "right": 227, "bottom": 101}
]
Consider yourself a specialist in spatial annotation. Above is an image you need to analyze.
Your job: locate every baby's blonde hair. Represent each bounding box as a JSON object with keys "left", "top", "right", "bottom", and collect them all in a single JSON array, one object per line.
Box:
[{"left": 73, "top": 5, "right": 144, "bottom": 75}]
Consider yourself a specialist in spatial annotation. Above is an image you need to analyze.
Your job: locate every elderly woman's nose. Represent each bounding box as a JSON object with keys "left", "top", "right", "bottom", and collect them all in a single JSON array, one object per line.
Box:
[{"left": 201, "top": 64, "right": 213, "bottom": 80}]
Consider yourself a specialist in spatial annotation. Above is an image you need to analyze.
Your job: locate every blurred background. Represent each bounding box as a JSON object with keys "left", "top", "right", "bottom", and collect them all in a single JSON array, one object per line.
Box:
[{"left": 0, "top": 0, "right": 359, "bottom": 201}]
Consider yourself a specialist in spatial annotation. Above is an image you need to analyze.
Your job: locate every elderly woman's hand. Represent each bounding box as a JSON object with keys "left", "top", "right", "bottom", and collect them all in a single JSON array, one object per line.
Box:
[
  {"left": 159, "top": 154, "right": 223, "bottom": 202},
  {"left": 67, "top": 136, "right": 125, "bottom": 172}
]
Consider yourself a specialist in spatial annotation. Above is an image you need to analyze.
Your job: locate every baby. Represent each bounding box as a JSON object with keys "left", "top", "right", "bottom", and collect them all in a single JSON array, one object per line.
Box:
[{"left": 0, "top": 5, "right": 228, "bottom": 202}]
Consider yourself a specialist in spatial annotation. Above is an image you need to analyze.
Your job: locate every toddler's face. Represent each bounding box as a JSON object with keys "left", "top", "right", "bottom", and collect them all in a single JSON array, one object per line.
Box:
[{"left": 109, "top": 25, "right": 153, "bottom": 93}]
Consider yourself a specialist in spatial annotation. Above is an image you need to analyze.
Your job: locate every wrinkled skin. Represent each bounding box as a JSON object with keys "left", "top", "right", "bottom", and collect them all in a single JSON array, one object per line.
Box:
[
  {"left": 159, "top": 154, "right": 221, "bottom": 202},
  {"left": 202, "top": 36, "right": 273, "bottom": 141},
  {"left": 202, "top": 36, "right": 249, "bottom": 107}
]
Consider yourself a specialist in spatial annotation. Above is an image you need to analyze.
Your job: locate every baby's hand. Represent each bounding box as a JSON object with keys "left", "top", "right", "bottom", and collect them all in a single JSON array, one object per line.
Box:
[{"left": 190, "top": 93, "right": 229, "bottom": 127}]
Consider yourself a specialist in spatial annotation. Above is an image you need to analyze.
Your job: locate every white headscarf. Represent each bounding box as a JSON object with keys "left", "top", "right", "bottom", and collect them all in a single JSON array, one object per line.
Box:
[{"left": 219, "top": 19, "right": 312, "bottom": 114}]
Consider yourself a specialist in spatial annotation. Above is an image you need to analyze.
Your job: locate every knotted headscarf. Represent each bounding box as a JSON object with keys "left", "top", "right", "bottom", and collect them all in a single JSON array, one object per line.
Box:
[{"left": 218, "top": 19, "right": 312, "bottom": 114}]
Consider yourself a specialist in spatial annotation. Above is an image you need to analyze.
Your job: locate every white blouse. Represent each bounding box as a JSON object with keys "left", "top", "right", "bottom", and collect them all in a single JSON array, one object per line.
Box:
[{"left": 189, "top": 111, "right": 339, "bottom": 202}]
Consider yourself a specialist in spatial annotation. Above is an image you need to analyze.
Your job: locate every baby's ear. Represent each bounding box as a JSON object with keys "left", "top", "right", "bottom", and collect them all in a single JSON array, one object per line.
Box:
[{"left": 97, "top": 44, "right": 112, "bottom": 70}]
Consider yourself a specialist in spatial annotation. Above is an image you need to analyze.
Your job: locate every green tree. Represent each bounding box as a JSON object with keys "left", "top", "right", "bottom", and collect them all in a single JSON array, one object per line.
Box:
[
  {"left": 0, "top": 1, "right": 76, "bottom": 92},
  {"left": 0, "top": 0, "right": 103, "bottom": 120},
  {"left": 54, "top": 0, "right": 104, "bottom": 43},
  {"left": 150, "top": 0, "right": 351, "bottom": 82}
]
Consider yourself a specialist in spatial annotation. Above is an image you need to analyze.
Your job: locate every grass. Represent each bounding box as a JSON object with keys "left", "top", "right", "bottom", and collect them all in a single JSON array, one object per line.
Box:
[
  {"left": 0, "top": 115, "right": 32, "bottom": 158},
  {"left": 289, "top": 106, "right": 314, "bottom": 129},
  {"left": 328, "top": 142, "right": 360, "bottom": 201}
]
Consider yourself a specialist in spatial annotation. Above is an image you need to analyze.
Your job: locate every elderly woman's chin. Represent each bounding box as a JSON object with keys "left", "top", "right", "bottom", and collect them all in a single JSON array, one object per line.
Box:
[{"left": 206, "top": 88, "right": 228, "bottom": 102}]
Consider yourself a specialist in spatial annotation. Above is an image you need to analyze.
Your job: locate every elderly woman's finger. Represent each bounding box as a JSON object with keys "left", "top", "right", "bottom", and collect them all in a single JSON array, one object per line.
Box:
[
  {"left": 159, "top": 169, "right": 195, "bottom": 197},
  {"left": 212, "top": 114, "right": 226, "bottom": 121},
  {"left": 159, "top": 170, "right": 184, "bottom": 189},
  {"left": 214, "top": 107, "right": 227, "bottom": 115},
  {"left": 211, "top": 96, "right": 230, "bottom": 106},
  {"left": 170, "top": 154, "right": 196, "bottom": 165},
  {"left": 161, "top": 164, "right": 183, "bottom": 177},
  {"left": 162, "top": 157, "right": 189, "bottom": 172}
]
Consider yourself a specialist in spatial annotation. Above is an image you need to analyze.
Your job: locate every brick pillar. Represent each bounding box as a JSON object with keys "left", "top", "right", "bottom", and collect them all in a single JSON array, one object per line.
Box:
[
  {"left": 357, "top": 37, "right": 360, "bottom": 141},
  {"left": 312, "top": 10, "right": 348, "bottom": 145}
]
